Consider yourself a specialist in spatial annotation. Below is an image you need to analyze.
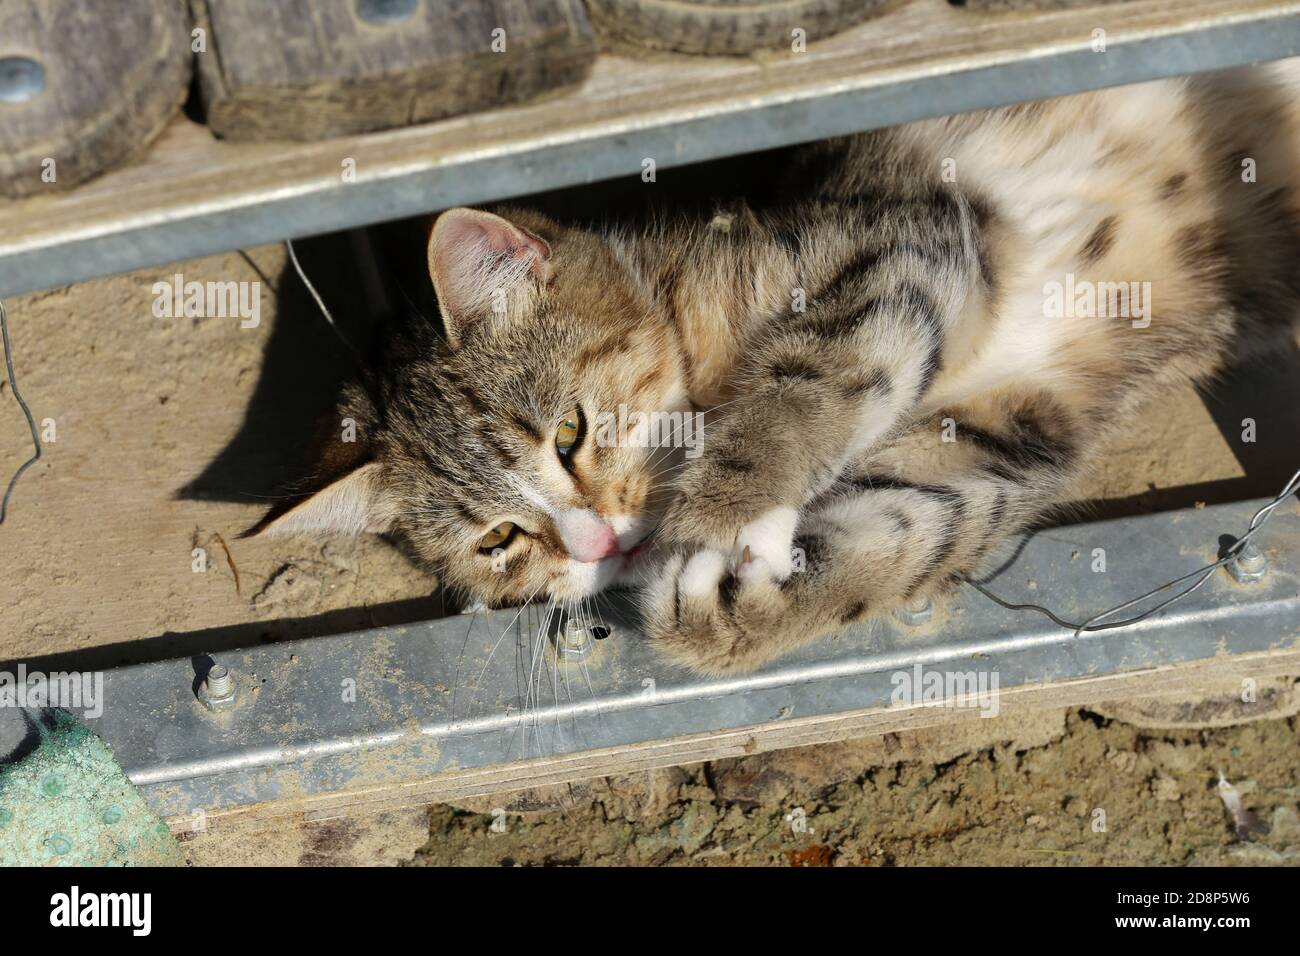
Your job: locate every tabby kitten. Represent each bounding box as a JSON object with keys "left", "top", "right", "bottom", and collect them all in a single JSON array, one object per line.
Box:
[{"left": 250, "top": 65, "right": 1300, "bottom": 674}]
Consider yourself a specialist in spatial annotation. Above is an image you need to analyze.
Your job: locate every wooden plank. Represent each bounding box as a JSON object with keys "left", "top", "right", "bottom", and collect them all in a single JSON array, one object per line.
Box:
[
  {"left": 1, "top": 0, "right": 1295, "bottom": 296},
  {"left": 0, "top": 0, "right": 191, "bottom": 198},
  {"left": 0, "top": 244, "right": 443, "bottom": 667},
  {"left": 193, "top": 0, "right": 596, "bottom": 140}
]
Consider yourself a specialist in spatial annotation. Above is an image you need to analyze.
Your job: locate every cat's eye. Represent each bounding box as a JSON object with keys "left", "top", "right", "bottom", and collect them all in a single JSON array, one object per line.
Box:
[
  {"left": 555, "top": 407, "right": 583, "bottom": 458},
  {"left": 479, "top": 521, "right": 516, "bottom": 552}
]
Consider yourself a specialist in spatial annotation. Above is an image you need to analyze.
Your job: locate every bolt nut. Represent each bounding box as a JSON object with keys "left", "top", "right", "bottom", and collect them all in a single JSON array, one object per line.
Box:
[
  {"left": 1227, "top": 541, "right": 1268, "bottom": 584},
  {"left": 895, "top": 595, "right": 933, "bottom": 626},
  {"left": 197, "top": 664, "right": 238, "bottom": 712},
  {"left": 557, "top": 620, "right": 595, "bottom": 661}
]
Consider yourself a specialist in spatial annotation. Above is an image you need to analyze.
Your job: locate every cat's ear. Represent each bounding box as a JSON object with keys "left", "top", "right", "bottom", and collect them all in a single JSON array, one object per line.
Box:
[
  {"left": 241, "top": 461, "right": 392, "bottom": 538},
  {"left": 427, "top": 207, "right": 552, "bottom": 346}
]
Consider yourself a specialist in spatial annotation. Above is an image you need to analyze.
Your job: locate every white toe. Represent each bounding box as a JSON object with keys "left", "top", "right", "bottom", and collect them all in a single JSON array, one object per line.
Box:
[
  {"left": 736, "top": 554, "right": 777, "bottom": 586},
  {"left": 680, "top": 549, "right": 727, "bottom": 597},
  {"left": 733, "top": 506, "right": 798, "bottom": 581}
]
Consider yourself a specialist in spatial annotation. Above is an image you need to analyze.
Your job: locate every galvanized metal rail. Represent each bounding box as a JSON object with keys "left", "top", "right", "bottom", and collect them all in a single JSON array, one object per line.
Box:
[
  {"left": 38, "top": 495, "right": 1298, "bottom": 823},
  {"left": 1, "top": 0, "right": 1298, "bottom": 298}
]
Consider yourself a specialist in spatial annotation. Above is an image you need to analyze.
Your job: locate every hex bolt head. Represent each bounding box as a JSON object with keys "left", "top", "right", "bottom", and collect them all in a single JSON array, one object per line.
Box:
[
  {"left": 197, "top": 663, "right": 238, "bottom": 711},
  {"left": 895, "top": 595, "right": 933, "bottom": 626},
  {"left": 1228, "top": 541, "right": 1268, "bottom": 584}
]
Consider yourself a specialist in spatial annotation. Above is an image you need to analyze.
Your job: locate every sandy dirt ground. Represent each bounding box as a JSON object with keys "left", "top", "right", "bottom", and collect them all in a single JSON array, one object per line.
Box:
[
  {"left": 2, "top": 238, "right": 1298, "bottom": 865},
  {"left": 410, "top": 707, "right": 1300, "bottom": 867},
  {"left": 0, "top": 240, "right": 440, "bottom": 670}
]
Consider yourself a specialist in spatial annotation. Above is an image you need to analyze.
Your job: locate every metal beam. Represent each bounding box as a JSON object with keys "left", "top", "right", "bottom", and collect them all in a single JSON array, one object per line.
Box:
[
  {"left": 27, "top": 495, "right": 1297, "bottom": 821},
  {"left": 1, "top": 2, "right": 1298, "bottom": 297}
]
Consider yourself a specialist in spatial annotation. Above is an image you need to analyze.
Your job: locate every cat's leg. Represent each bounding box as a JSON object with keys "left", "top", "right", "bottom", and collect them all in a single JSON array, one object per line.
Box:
[
  {"left": 658, "top": 191, "right": 982, "bottom": 558},
  {"left": 644, "top": 394, "right": 1086, "bottom": 673}
]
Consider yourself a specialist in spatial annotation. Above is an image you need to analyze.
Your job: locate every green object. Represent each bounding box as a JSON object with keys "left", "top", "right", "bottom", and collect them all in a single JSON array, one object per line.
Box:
[{"left": 0, "top": 709, "right": 183, "bottom": 866}]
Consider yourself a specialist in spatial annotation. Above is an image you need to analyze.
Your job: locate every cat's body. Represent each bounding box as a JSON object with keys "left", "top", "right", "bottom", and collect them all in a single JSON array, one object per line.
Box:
[{"left": 252, "top": 64, "right": 1300, "bottom": 674}]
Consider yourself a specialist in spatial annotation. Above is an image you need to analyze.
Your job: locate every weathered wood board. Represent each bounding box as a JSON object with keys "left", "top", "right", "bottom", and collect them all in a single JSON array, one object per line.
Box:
[
  {"left": 0, "top": 0, "right": 192, "bottom": 198},
  {"left": 192, "top": 0, "right": 597, "bottom": 141}
]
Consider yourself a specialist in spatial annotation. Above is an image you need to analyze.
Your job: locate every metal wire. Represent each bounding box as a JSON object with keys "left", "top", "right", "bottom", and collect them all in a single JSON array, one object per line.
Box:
[
  {"left": 285, "top": 238, "right": 361, "bottom": 360},
  {"left": 0, "top": 297, "right": 42, "bottom": 526},
  {"left": 963, "top": 465, "right": 1300, "bottom": 637}
]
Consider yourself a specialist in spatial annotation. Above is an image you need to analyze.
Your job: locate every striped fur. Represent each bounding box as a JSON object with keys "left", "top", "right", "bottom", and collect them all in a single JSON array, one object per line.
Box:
[{"left": 252, "top": 63, "right": 1300, "bottom": 673}]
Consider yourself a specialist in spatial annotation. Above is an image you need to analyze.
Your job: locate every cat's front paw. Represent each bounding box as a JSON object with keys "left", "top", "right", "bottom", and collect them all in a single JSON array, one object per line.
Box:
[
  {"left": 642, "top": 543, "right": 795, "bottom": 675},
  {"left": 656, "top": 435, "right": 803, "bottom": 552},
  {"left": 658, "top": 498, "right": 800, "bottom": 573}
]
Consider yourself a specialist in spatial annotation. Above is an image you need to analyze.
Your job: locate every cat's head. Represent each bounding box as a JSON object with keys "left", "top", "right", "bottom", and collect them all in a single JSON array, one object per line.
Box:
[{"left": 247, "top": 207, "right": 690, "bottom": 606}]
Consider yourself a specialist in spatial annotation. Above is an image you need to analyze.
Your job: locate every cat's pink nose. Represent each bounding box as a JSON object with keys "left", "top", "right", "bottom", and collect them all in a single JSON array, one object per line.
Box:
[
  {"left": 557, "top": 509, "right": 619, "bottom": 563},
  {"left": 569, "top": 526, "right": 619, "bottom": 563}
]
